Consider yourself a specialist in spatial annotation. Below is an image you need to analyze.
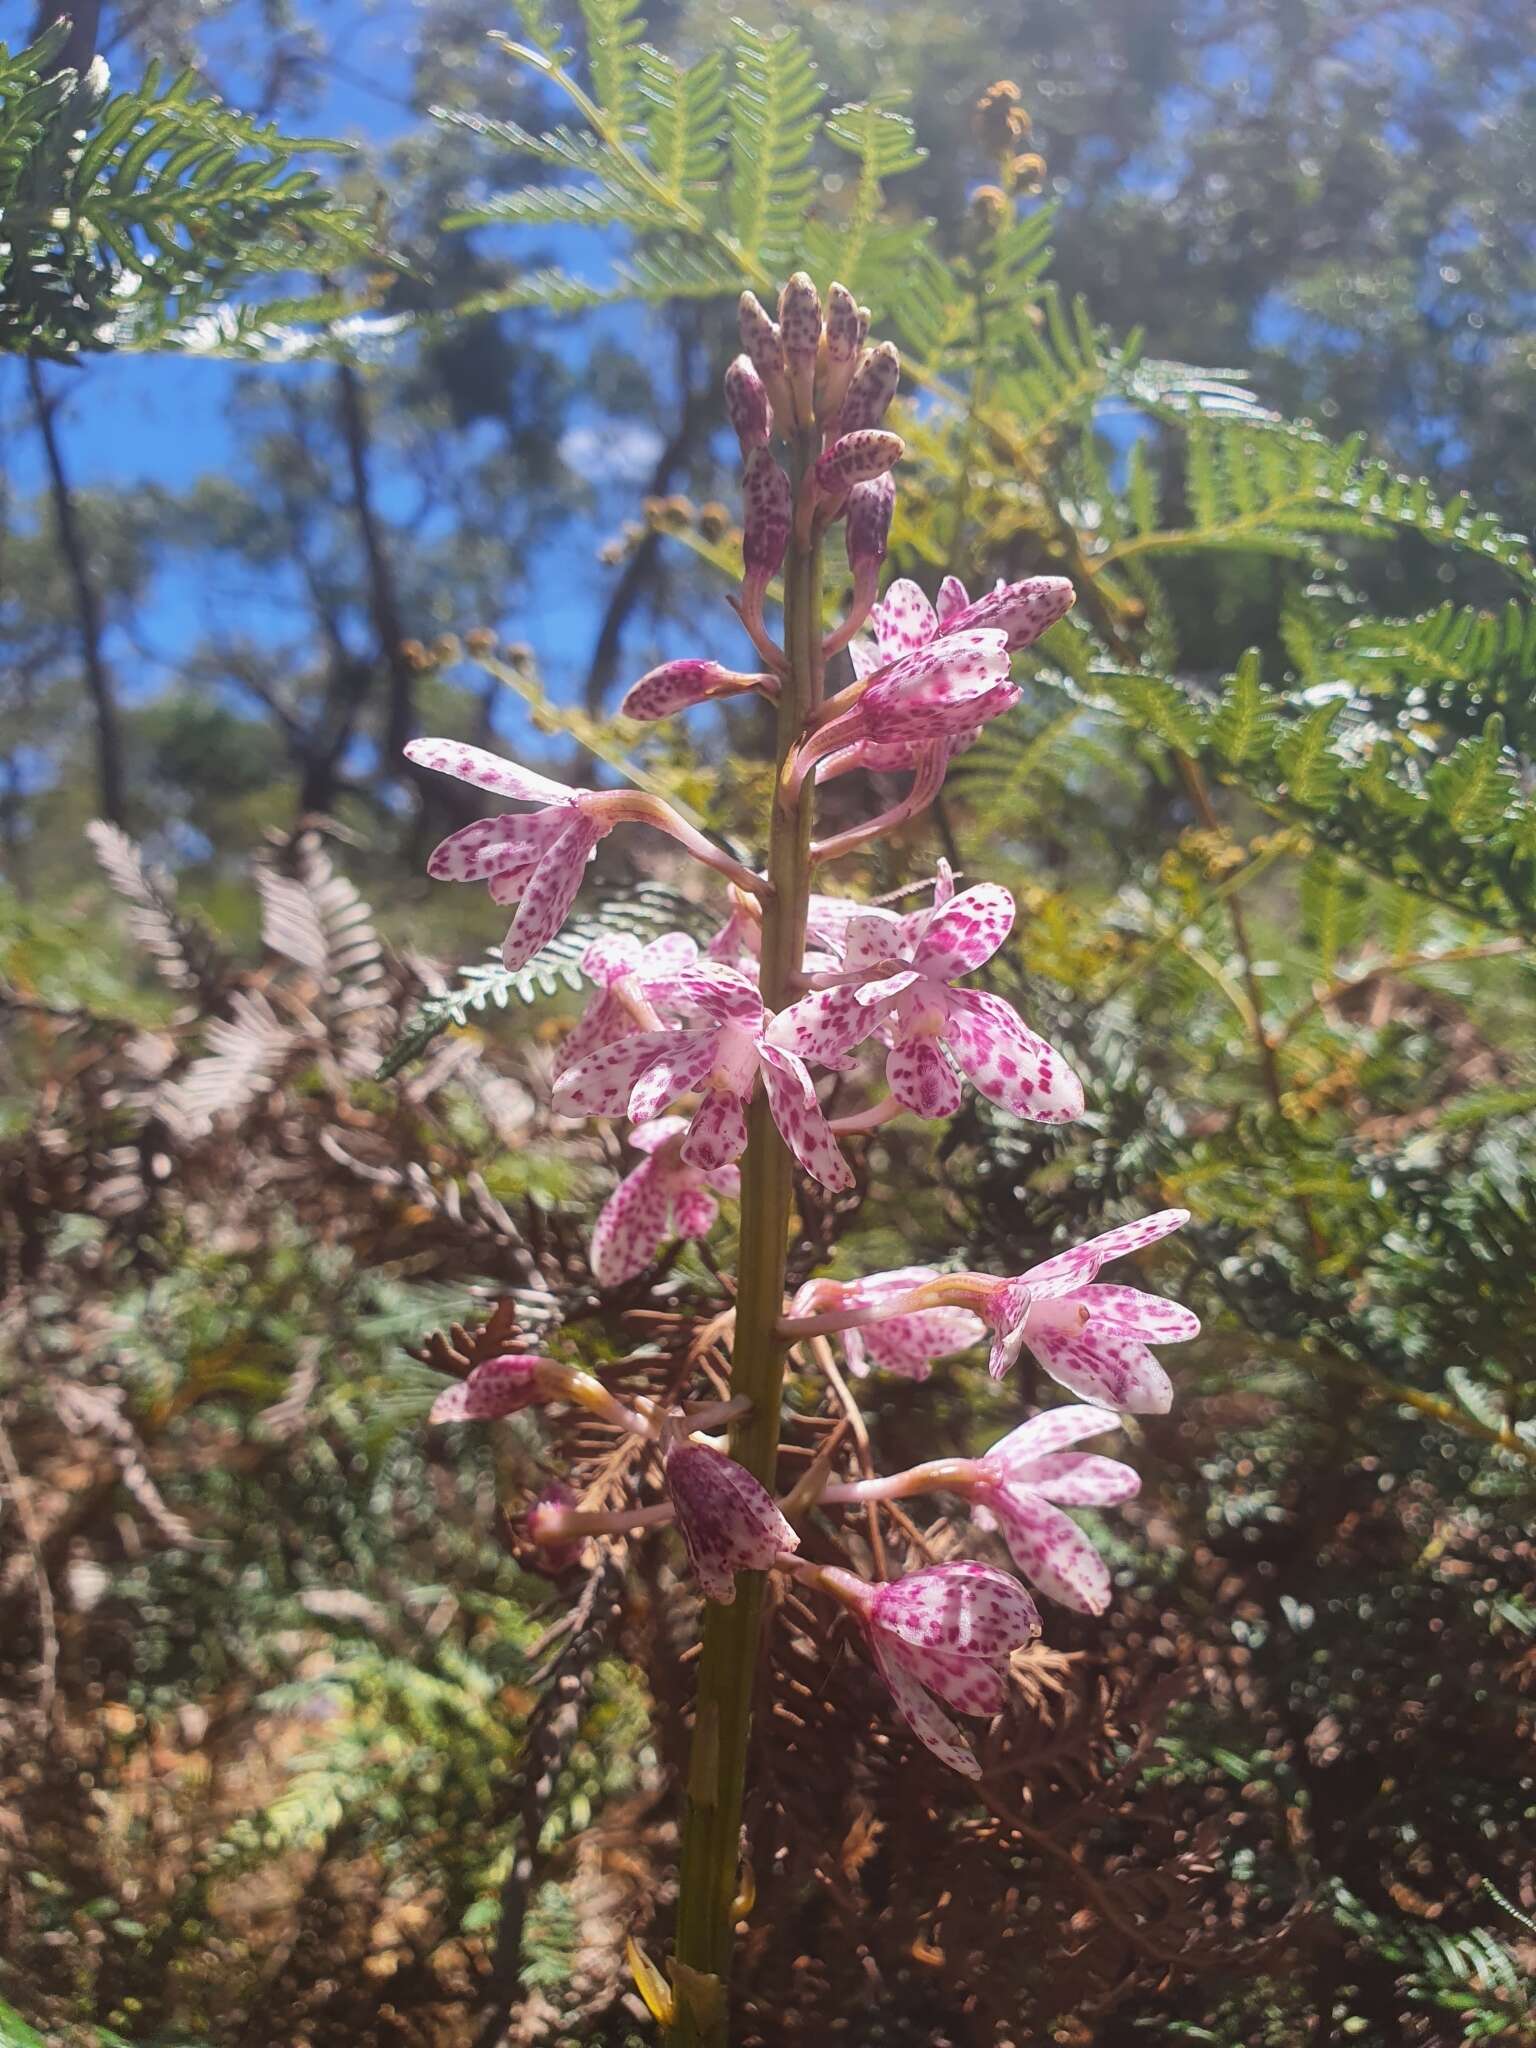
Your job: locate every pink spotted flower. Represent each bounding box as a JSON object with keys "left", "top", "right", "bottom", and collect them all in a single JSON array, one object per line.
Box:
[
  {"left": 666, "top": 1441, "right": 799, "bottom": 1604},
  {"left": 560, "top": 931, "right": 700, "bottom": 1067},
  {"left": 816, "top": 1560, "right": 1040, "bottom": 1778},
  {"left": 590, "top": 1116, "right": 740, "bottom": 1286},
  {"left": 407, "top": 740, "right": 610, "bottom": 969},
  {"left": 986, "top": 1210, "right": 1199, "bottom": 1404},
  {"left": 552, "top": 966, "right": 853, "bottom": 1191},
  {"left": 789, "top": 1268, "right": 983, "bottom": 1381},
  {"left": 967, "top": 1406, "right": 1141, "bottom": 1613},
  {"left": 777, "top": 866, "right": 1085, "bottom": 1126}
]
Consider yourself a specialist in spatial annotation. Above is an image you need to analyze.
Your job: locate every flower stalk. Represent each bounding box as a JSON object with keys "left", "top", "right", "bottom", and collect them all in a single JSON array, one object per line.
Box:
[{"left": 668, "top": 413, "right": 823, "bottom": 2046}]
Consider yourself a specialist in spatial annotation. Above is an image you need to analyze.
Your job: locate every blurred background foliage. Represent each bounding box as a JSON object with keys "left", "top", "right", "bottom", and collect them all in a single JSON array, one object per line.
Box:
[{"left": 4, "top": 0, "right": 1536, "bottom": 2043}]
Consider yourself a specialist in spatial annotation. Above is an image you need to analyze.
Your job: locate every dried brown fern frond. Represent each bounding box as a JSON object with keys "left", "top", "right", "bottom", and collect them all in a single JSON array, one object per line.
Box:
[
  {"left": 257, "top": 830, "right": 389, "bottom": 1062},
  {"left": 86, "top": 820, "right": 228, "bottom": 1000},
  {"left": 155, "top": 989, "right": 297, "bottom": 1136}
]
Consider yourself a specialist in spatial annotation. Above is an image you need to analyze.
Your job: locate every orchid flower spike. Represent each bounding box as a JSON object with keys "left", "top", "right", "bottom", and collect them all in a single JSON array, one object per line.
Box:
[
  {"left": 590, "top": 1116, "right": 740, "bottom": 1286},
  {"left": 987, "top": 1210, "right": 1198, "bottom": 1404},
  {"left": 812, "top": 1559, "right": 1039, "bottom": 1778},
  {"left": 969, "top": 1406, "right": 1141, "bottom": 1613},
  {"left": 552, "top": 965, "right": 854, "bottom": 1191},
  {"left": 666, "top": 1441, "right": 798, "bottom": 1603}
]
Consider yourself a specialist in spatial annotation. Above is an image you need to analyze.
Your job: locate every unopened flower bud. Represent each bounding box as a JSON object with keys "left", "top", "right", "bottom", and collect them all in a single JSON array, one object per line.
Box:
[
  {"left": 855, "top": 304, "right": 872, "bottom": 348},
  {"left": 665, "top": 1441, "right": 799, "bottom": 1604},
  {"left": 739, "top": 445, "right": 791, "bottom": 637},
  {"left": 835, "top": 341, "right": 901, "bottom": 435},
  {"left": 429, "top": 1352, "right": 546, "bottom": 1424},
  {"left": 777, "top": 271, "right": 822, "bottom": 424},
  {"left": 815, "top": 429, "right": 904, "bottom": 501},
  {"left": 817, "top": 281, "right": 863, "bottom": 420},
  {"left": 621, "top": 658, "right": 772, "bottom": 721},
  {"left": 724, "top": 353, "right": 771, "bottom": 456},
  {"left": 738, "top": 290, "right": 793, "bottom": 419},
  {"left": 823, "top": 474, "right": 896, "bottom": 656}
]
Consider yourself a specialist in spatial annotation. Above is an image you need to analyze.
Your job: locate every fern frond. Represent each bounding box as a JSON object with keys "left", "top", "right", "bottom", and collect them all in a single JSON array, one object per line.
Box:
[{"left": 727, "top": 23, "right": 823, "bottom": 273}]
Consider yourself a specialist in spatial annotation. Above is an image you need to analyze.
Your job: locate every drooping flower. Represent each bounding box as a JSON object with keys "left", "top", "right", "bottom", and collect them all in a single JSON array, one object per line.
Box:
[
  {"left": 552, "top": 966, "right": 853, "bottom": 1191},
  {"left": 818, "top": 1559, "right": 1039, "bottom": 1778},
  {"left": 429, "top": 1352, "right": 547, "bottom": 1424},
  {"left": 986, "top": 1210, "right": 1198, "bottom": 1402},
  {"left": 968, "top": 1405, "right": 1140, "bottom": 1612},
  {"left": 590, "top": 1116, "right": 740, "bottom": 1286},
  {"left": 407, "top": 740, "right": 609, "bottom": 969},
  {"left": 790, "top": 1267, "right": 984, "bottom": 1381},
  {"left": 665, "top": 1441, "right": 799, "bottom": 1603},
  {"left": 560, "top": 931, "right": 700, "bottom": 1067}
]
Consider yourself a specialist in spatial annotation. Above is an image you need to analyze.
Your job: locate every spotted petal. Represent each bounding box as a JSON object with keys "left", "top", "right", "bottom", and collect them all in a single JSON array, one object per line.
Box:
[
  {"left": 581, "top": 932, "right": 644, "bottom": 985},
  {"left": 681, "top": 1088, "right": 750, "bottom": 1173},
  {"left": 871, "top": 1635, "right": 981, "bottom": 1778},
  {"left": 870, "top": 576, "right": 939, "bottom": 659},
  {"left": 984, "top": 1484, "right": 1113, "bottom": 1613},
  {"left": 502, "top": 815, "right": 604, "bottom": 968},
  {"left": 672, "top": 1185, "right": 720, "bottom": 1239},
  {"left": 871, "top": 1559, "right": 1039, "bottom": 1657},
  {"left": 758, "top": 1042, "right": 853, "bottom": 1191},
  {"left": 984, "top": 1403, "right": 1122, "bottom": 1474},
  {"left": 426, "top": 808, "right": 571, "bottom": 882},
  {"left": 1076, "top": 1283, "right": 1201, "bottom": 1341},
  {"left": 552, "top": 1030, "right": 677, "bottom": 1117},
  {"left": 934, "top": 574, "right": 970, "bottom": 626},
  {"left": 945, "top": 574, "right": 1075, "bottom": 652},
  {"left": 886, "top": 1034, "right": 964, "bottom": 1118},
  {"left": 912, "top": 884, "right": 1016, "bottom": 981},
  {"left": 627, "top": 1031, "right": 719, "bottom": 1121},
  {"left": 590, "top": 1156, "right": 672, "bottom": 1287},
  {"left": 853, "top": 1307, "right": 985, "bottom": 1380},
  {"left": 1020, "top": 1210, "right": 1190, "bottom": 1292},
  {"left": 405, "top": 737, "right": 575, "bottom": 807},
  {"left": 666, "top": 1442, "right": 798, "bottom": 1604},
  {"left": 1023, "top": 1451, "right": 1141, "bottom": 1506},
  {"left": 559, "top": 988, "right": 625, "bottom": 1068},
  {"left": 946, "top": 988, "right": 1084, "bottom": 1123},
  {"left": 429, "top": 1354, "right": 544, "bottom": 1424},
  {"left": 896, "top": 1639, "right": 1010, "bottom": 1718},
  {"left": 1028, "top": 1318, "right": 1175, "bottom": 1414},
  {"left": 771, "top": 985, "right": 877, "bottom": 1067}
]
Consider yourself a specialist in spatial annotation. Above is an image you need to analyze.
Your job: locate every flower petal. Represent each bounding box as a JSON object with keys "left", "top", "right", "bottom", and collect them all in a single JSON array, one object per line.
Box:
[
  {"left": 429, "top": 1354, "right": 544, "bottom": 1423},
  {"left": 837, "top": 906, "right": 905, "bottom": 972},
  {"left": 984, "top": 1403, "right": 1122, "bottom": 1473},
  {"left": 590, "top": 1156, "right": 673, "bottom": 1287},
  {"left": 1076, "top": 1283, "right": 1201, "bottom": 1341},
  {"left": 681, "top": 1088, "right": 750, "bottom": 1173},
  {"left": 667, "top": 1442, "right": 798, "bottom": 1604},
  {"left": 627, "top": 1030, "right": 720, "bottom": 1122},
  {"left": 984, "top": 1484, "right": 1112, "bottom": 1613},
  {"left": 1028, "top": 1319, "right": 1174, "bottom": 1414},
  {"left": 870, "top": 1559, "right": 1039, "bottom": 1656},
  {"left": 581, "top": 932, "right": 644, "bottom": 985},
  {"left": 871, "top": 1635, "right": 980, "bottom": 1778},
  {"left": 502, "top": 817, "right": 603, "bottom": 968},
  {"left": 647, "top": 966, "right": 763, "bottom": 1027},
  {"left": 870, "top": 576, "right": 939, "bottom": 659},
  {"left": 1024, "top": 1452, "right": 1141, "bottom": 1506},
  {"left": 946, "top": 575, "right": 1076, "bottom": 651},
  {"left": 859, "top": 1307, "right": 984, "bottom": 1379},
  {"left": 771, "top": 985, "right": 877, "bottom": 1067},
  {"left": 1020, "top": 1210, "right": 1190, "bottom": 1291},
  {"left": 638, "top": 931, "right": 701, "bottom": 976},
  {"left": 886, "top": 1034, "right": 964, "bottom": 1118},
  {"left": 629, "top": 1115, "right": 690, "bottom": 1154},
  {"left": 426, "top": 809, "right": 570, "bottom": 882},
  {"left": 671, "top": 1185, "right": 720, "bottom": 1239},
  {"left": 934, "top": 575, "right": 970, "bottom": 626},
  {"left": 946, "top": 989, "right": 1084, "bottom": 1123},
  {"left": 757, "top": 1042, "right": 853, "bottom": 1191},
  {"left": 405, "top": 737, "right": 574, "bottom": 806},
  {"left": 552, "top": 1030, "right": 678, "bottom": 1117},
  {"left": 913, "top": 883, "right": 1016, "bottom": 981},
  {"left": 558, "top": 989, "right": 624, "bottom": 1068}
]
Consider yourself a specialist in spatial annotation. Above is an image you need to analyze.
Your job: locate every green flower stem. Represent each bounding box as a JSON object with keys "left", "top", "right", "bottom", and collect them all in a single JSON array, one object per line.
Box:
[{"left": 667, "top": 427, "right": 822, "bottom": 2046}]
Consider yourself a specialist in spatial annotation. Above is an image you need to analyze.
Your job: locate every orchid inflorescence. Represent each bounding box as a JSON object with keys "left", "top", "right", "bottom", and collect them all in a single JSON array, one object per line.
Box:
[{"left": 409, "top": 273, "right": 1198, "bottom": 1793}]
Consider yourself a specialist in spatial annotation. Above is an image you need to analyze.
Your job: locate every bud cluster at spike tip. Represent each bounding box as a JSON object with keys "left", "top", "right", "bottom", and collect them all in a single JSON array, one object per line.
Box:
[{"left": 402, "top": 275, "right": 1207, "bottom": 1785}]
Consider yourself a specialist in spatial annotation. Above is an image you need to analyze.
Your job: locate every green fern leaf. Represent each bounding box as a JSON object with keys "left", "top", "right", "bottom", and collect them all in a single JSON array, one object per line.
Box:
[
  {"left": 727, "top": 22, "right": 823, "bottom": 271},
  {"left": 1208, "top": 650, "right": 1274, "bottom": 765}
]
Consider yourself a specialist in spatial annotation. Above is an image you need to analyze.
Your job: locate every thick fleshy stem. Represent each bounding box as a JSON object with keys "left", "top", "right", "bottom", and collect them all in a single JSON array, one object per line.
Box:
[
  {"left": 819, "top": 1459, "right": 980, "bottom": 1505},
  {"left": 668, "top": 420, "right": 824, "bottom": 2048},
  {"left": 599, "top": 792, "right": 772, "bottom": 901}
]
